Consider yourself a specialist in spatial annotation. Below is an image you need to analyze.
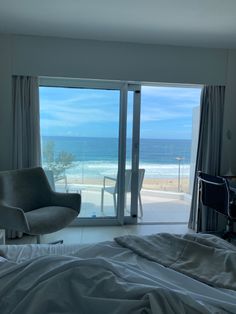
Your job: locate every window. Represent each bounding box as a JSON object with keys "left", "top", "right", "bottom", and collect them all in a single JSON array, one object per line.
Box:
[{"left": 39, "top": 78, "right": 202, "bottom": 226}]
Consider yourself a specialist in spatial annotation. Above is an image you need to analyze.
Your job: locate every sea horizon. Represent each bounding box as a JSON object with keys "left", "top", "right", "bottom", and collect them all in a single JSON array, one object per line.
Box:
[{"left": 42, "top": 135, "right": 192, "bottom": 179}]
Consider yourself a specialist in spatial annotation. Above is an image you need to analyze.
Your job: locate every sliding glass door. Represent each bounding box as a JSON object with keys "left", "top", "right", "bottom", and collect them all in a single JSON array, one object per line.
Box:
[
  {"left": 39, "top": 79, "right": 140, "bottom": 225},
  {"left": 40, "top": 78, "right": 201, "bottom": 226}
]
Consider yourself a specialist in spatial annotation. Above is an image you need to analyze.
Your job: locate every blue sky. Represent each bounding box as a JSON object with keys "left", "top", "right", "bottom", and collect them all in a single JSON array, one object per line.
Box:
[{"left": 40, "top": 85, "right": 202, "bottom": 140}]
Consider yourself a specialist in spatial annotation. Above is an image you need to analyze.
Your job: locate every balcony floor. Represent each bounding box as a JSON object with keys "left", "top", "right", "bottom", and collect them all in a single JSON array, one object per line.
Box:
[{"left": 64, "top": 184, "right": 191, "bottom": 224}]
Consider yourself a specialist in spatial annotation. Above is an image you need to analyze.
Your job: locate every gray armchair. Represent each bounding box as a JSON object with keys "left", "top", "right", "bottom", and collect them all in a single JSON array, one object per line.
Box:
[{"left": 0, "top": 167, "right": 81, "bottom": 243}]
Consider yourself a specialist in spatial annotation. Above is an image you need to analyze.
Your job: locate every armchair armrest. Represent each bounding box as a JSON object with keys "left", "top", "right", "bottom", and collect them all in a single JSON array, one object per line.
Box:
[
  {"left": 0, "top": 201, "right": 30, "bottom": 233},
  {"left": 49, "top": 191, "right": 81, "bottom": 213}
]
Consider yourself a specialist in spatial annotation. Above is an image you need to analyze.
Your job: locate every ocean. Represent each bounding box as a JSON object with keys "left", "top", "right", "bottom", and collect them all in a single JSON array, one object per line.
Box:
[{"left": 42, "top": 136, "right": 192, "bottom": 180}]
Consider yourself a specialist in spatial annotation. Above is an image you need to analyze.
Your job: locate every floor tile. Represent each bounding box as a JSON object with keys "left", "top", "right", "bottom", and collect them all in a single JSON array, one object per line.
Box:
[
  {"left": 80, "top": 226, "right": 127, "bottom": 244},
  {"left": 125, "top": 223, "right": 190, "bottom": 236}
]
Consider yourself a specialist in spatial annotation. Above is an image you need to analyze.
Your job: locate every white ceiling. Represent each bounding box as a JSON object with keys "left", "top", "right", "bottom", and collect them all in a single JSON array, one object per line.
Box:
[{"left": 0, "top": 0, "right": 236, "bottom": 49}]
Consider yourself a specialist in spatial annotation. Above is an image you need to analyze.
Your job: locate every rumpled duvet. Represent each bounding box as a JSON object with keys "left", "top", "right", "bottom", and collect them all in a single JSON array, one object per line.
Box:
[
  {"left": 115, "top": 232, "right": 236, "bottom": 290},
  {"left": 0, "top": 233, "right": 236, "bottom": 314}
]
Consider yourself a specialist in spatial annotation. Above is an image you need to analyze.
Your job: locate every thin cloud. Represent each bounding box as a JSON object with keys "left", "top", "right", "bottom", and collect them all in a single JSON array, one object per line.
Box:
[
  {"left": 142, "top": 86, "right": 201, "bottom": 100},
  {"left": 141, "top": 106, "right": 193, "bottom": 122},
  {"left": 40, "top": 85, "right": 202, "bottom": 139}
]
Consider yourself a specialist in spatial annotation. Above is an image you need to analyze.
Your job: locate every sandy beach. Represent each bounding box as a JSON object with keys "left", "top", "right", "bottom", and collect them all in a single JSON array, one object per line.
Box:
[
  {"left": 143, "top": 177, "right": 189, "bottom": 193},
  {"left": 65, "top": 176, "right": 190, "bottom": 193}
]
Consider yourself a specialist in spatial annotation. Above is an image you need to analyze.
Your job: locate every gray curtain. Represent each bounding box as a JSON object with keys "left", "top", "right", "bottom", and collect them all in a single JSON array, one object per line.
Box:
[
  {"left": 188, "top": 85, "right": 225, "bottom": 232},
  {"left": 8, "top": 76, "right": 41, "bottom": 239},
  {"left": 12, "top": 76, "right": 41, "bottom": 169}
]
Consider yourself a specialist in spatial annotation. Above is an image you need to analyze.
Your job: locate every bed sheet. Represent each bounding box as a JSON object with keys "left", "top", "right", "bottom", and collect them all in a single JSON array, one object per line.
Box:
[{"left": 0, "top": 233, "right": 236, "bottom": 314}]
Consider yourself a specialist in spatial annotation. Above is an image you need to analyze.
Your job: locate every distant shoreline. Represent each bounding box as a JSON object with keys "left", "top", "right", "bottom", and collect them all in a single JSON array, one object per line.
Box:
[{"left": 60, "top": 176, "right": 190, "bottom": 193}]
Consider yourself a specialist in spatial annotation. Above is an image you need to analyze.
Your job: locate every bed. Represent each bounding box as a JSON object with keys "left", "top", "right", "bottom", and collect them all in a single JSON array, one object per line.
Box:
[{"left": 1, "top": 232, "right": 236, "bottom": 313}]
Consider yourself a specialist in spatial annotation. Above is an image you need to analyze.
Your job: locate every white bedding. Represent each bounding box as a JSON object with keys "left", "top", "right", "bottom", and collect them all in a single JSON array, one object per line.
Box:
[
  {"left": 116, "top": 233, "right": 236, "bottom": 290},
  {"left": 0, "top": 233, "right": 236, "bottom": 314}
]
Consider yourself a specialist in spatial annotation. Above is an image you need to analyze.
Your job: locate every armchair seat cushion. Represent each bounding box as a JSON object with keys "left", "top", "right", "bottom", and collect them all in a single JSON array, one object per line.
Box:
[{"left": 25, "top": 206, "right": 78, "bottom": 235}]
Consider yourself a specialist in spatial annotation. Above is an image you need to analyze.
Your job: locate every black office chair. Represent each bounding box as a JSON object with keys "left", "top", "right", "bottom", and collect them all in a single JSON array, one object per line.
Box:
[{"left": 197, "top": 171, "right": 236, "bottom": 241}]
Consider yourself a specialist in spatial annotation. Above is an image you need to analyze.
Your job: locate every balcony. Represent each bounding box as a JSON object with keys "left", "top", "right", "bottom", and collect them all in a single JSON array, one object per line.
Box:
[{"left": 56, "top": 179, "right": 191, "bottom": 224}]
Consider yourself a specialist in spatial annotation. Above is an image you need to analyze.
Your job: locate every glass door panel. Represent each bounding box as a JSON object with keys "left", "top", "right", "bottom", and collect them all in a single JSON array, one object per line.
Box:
[
  {"left": 40, "top": 86, "right": 120, "bottom": 219},
  {"left": 139, "top": 85, "right": 201, "bottom": 223}
]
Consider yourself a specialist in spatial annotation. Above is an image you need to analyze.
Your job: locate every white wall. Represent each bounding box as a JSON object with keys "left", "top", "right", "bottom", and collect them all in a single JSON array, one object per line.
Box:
[
  {"left": 11, "top": 35, "right": 227, "bottom": 84},
  {"left": 0, "top": 33, "right": 236, "bottom": 171}
]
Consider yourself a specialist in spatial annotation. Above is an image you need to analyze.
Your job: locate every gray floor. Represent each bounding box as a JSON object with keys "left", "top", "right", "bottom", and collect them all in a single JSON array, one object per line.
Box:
[{"left": 6, "top": 224, "right": 191, "bottom": 245}]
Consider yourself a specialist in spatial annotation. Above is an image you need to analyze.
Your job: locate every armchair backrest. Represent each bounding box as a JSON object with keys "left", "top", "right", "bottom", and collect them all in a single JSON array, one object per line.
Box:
[{"left": 0, "top": 167, "right": 52, "bottom": 212}]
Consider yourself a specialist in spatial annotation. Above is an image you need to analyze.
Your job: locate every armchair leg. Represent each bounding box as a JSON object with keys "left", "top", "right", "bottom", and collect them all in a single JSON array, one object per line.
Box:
[
  {"left": 36, "top": 235, "right": 41, "bottom": 244},
  {"left": 0, "top": 229, "right": 6, "bottom": 245},
  {"left": 50, "top": 240, "right": 64, "bottom": 244},
  {"left": 36, "top": 235, "right": 63, "bottom": 245}
]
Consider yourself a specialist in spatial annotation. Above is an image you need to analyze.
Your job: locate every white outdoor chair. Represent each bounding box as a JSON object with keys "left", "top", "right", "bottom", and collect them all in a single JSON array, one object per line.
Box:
[{"left": 101, "top": 169, "right": 145, "bottom": 217}]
